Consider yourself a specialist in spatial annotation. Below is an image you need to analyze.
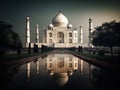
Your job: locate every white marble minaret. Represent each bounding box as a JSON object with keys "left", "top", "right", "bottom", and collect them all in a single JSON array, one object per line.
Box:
[
  {"left": 80, "top": 25, "right": 83, "bottom": 44},
  {"left": 26, "top": 17, "right": 30, "bottom": 47},
  {"left": 88, "top": 18, "right": 93, "bottom": 47},
  {"left": 35, "top": 24, "right": 39, "bottom": 43}
]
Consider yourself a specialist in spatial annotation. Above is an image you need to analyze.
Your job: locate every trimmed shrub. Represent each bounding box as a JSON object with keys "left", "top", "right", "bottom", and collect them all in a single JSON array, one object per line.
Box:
[{"left": 98, "top": 50, "right": 105, "bottom": 56}]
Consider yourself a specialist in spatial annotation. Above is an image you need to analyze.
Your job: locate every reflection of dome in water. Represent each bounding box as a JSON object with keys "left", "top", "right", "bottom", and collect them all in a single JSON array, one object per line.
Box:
[
  {"left": 49, "top": 70, "right": 54, "bottom": 76},
  {"left": 68, "top": 70, "right": 73, "bottom": 76},
  {"left": 53, "top": 73, "right": 68, "bottom": 86}
]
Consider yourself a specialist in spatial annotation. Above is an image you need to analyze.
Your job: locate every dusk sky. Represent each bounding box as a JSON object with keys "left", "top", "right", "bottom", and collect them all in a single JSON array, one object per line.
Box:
[{"left": 0, "top": 0, "right": 120, "bottom": 46}]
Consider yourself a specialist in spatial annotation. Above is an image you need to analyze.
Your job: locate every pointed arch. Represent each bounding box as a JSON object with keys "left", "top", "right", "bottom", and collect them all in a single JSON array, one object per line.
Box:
[{"left": 57, "top": 32, "right": 64, "bottom": 43}]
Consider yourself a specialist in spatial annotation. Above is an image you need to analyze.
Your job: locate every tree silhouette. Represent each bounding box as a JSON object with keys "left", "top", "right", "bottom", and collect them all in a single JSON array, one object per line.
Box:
[
  {"left": 92, "top": 20, "right": 120, "bottom": 55},
  {"left": 0, "top": 21, "right": 22, "bottom": 55}
]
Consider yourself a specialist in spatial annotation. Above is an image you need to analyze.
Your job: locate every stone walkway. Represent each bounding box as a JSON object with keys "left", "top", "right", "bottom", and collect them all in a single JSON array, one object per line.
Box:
[{"left": 0, "top": 52, "right": 49, "bottom": 67}]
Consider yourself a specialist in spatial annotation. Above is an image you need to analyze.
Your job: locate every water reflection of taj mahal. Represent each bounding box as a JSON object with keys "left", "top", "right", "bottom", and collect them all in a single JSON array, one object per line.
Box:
[
  {"left": 27, "top": 54, "right": 79, "bottom": 85},
  {"left": 45, "top": 54, "right": 78, "bottom": 76},
  {"left": 26, "top": 54, "right": 95, "bottom": 86}
]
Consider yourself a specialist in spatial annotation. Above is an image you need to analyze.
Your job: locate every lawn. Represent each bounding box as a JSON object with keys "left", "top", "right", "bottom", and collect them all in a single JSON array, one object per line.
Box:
[{"left": 75, "top": 51, "right": 120, "bottom": 64}]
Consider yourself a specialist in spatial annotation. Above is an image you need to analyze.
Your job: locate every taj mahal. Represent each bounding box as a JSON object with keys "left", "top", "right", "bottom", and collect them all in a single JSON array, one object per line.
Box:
[{"left": 25, "top": 11, "right": 93, "bottom": 48}]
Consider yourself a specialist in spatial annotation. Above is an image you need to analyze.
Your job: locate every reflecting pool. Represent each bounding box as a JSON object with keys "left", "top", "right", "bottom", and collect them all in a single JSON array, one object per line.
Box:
[{"left": 0, "top": 53, "right": 119, "bottom": 90}]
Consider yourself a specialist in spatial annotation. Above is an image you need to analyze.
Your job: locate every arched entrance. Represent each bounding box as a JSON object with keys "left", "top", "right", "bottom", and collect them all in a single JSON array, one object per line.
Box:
[{"left": 57, "top": 32, "right": 64, "bottom": 43}]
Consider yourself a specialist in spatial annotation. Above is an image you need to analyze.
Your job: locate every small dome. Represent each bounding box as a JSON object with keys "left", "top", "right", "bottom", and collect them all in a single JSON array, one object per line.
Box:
[
  {"left": 26, "top": 16, "right": 30, "bottom": 20},
  {"left": 68, "top": 24, "right": 73, "bottom": 28},
  {"left": 48, "top": 24, "right": 53, "bottom": 28},
  {"left": 68, "top": 70, "right": 73, "bottom": 76},
  {"left": 48, "top": 24, "right": 53, "bottom": 30},
  {"left": 49, "top": 70, "right": 54, "bottom": 76},
  {"left": 89, "top": 18, "right": 92, "bottom": 22},
  {"left": 36, "top": 24, "right": 39, "bottom": 27},
  {"left": 52, "top": 12, "right": 68, "bottom": 27}
]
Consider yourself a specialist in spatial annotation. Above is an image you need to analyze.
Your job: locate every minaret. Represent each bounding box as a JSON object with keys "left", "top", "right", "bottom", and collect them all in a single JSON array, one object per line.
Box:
[
  {"left": 80, "top": 25, "right": 83, "bottom": 44},
  {"left": 88, "top": 18, "right": 93, "bottom": 47},
  {"left": 26, "top": 17, "right": 30, "bottom": 47},
  {"left": 35, "top": 24, "right": 39, "bottom": 43}
]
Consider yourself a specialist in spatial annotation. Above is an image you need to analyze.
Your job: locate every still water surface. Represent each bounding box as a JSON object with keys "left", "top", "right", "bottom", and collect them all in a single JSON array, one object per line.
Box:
[{"left": 0, "top": 53, "right": 119, "bottom": 90}]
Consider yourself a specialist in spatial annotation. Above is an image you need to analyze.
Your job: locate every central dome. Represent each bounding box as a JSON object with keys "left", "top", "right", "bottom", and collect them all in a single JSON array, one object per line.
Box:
[{"left": 52, "top": 12, "right": 68, "bottom": 27}]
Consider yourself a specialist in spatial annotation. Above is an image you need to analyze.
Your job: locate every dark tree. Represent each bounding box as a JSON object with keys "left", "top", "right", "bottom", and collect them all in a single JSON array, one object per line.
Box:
[
  {"left": 92, "top": 20, "right": 120, "bottom": 55},
  {"left": 0, "top": 21, "right": 22, "bottom": 55}
]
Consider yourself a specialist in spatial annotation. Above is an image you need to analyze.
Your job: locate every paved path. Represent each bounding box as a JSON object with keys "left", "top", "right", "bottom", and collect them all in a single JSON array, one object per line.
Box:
[{"left": 0, "top": 52, "right": 49, "bottom": 67}]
